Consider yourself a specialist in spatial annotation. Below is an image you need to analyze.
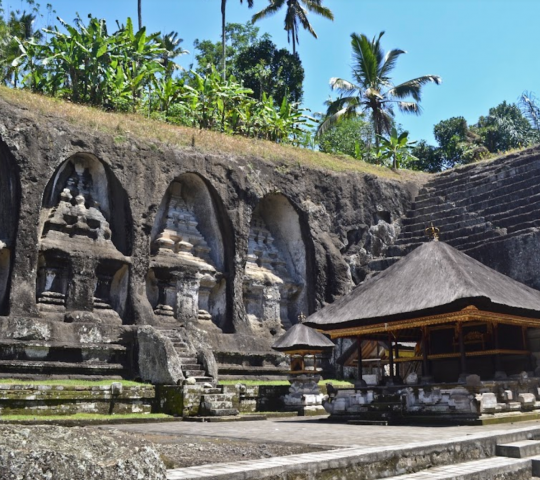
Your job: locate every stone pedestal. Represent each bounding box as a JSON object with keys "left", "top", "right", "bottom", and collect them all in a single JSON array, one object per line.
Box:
[{"left": 282, "top": 373, "right": 326, "bottom": 415}]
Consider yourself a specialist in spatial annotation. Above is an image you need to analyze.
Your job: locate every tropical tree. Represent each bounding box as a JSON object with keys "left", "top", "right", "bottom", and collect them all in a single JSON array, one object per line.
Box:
[
  {"left": 474, "top": 101, "right": 536, "bottom": 152},
  {"left": 319, "top": 31, "right": 441, "bottom": 147},
  {"left": 317, "top": 116, "right": 373, "bottom": 159},
  {"left": 376, "top": 127, "right": 417, "bottom": 169},
  {"left": 252, "top": 0, "right": 334, "bottom": 56},
  {"left": 520, "top": 91, "right": 540, "bottom": 132},
  {"left": 234, "top": 38, "right": 304, "bottom": 104},
  {"left": 2, "top": 10, "right": 42, "bottom": 86},
  {"left": 221, "top": 0, "right": 253, "bottom": 79}
]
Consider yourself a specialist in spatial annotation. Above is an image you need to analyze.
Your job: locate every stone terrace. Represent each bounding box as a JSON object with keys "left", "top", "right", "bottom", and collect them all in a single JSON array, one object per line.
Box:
[{"left": 369, "top": 147, "right": 540, "bottom": 279}]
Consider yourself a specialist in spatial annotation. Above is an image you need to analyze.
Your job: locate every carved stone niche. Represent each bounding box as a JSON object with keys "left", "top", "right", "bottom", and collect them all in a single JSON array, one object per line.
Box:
[
  {"left": 93, "top": 260, "right": 129, "bottom": 322},
  {"left": 0, "top": 241, "right": 10, "bottom": 314},
  {"left": 36, "top": 251, "right": 71, "bottom": 312},
  {"left": 243, "top": 194, "right": 308, "bottom": 335},
  {"left": 148, "top": 175, "right": 228, "bottom": 330},
  {"left": 38, "top": 154, "right": 131, "bottom": 323}
]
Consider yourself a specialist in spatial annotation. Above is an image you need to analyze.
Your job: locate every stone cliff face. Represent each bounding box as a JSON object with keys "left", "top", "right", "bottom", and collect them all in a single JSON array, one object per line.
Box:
[{"left": 0, "top": 97, "right": 420, "bottom": 371}]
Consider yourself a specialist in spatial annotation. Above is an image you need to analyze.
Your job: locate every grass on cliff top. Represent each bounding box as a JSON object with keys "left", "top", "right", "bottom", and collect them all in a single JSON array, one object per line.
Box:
[
  {"left": 0, "top": 86, "right": 424, "bottom": 180},
  {"left": 219, "top": 379, "right": 354, "bottom": 386},
  {"left": 0, "top": 379, "right": 145, "bottom": 387}
]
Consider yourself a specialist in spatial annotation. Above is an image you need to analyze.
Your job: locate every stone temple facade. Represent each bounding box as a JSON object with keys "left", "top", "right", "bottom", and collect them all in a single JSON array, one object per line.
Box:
[{"left": 1, "top": 97, "right": 540, "bottom": 383}]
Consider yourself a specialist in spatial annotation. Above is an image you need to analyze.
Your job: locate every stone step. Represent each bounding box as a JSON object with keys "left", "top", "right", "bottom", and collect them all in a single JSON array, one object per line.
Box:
[
  {"left": 531, "top": 456, "right": 540, "bottom": 476},
  {"left": 0, "top": 373, "right": 124, "bottom": 381},
  {"left": 181, "top": 363, "right": 201, "bottom": 370},
  {"left": 201, "top": 400, "right": 235, "bottom": 410},
  {"left": 398, "top": 221, "right": 495, "bottom": 245},
  {"left": 203, "top": 388, "right": 222, "bottom": 394},
  {"left": 200, "top": 407, "right": 239, "bottom": 417},
  {"left": 382, "top": 456, "right": 530, "bottom": 480},
  {"left": 497, "top": 439, "right": 540, "bottom": 458},
  {"left": 0, "top": 359, "right": 126, "bottom": 375},
  {"left": 400, "top": 214, "right": 485, "bottom": 238},
  {"left": 464, "top": 227, "right": 539, "bottom": 255},
  {"left": 401, "top": 206, "right": 470, "bottom": 227},
  {"left": 435, "top": 165, "right": 540, "bottom": 202},
  {"left": 422, "top": 152, "right": 539, "bottom": 192},
  {"left": 412, "top": 171, "right": 540, "bottom": 219},
  {"left": 183, "top": 369, "right": 205, "bottom": 377},
  {"left": 483, "top": 191, "right": 540, "bottom": 218},
  {"left": 201, "top": 393, "right": 234, "bottom": 403},
  {"left": 393, "top": 227, "right": 505, "bottom": 258}
]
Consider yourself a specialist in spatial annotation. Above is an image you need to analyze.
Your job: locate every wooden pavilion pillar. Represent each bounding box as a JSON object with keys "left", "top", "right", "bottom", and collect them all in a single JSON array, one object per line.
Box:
[
  {"left": 356, "top": 336, "right": 363, "bottom": 382},
  {"left": 458, "top": 323, "right": 467, "bottom": 374},
  {"left": 493, "top": 323, "right": 502, "bottom": 372},
  {"left": 522, "top": 326, "right": 532, "bottom": 370},
  {"left": 422, "top": 326, "right": 430, "bottom": 376},
  {"left": 388, "top": 333, "right": 394, "bottom": 380}
]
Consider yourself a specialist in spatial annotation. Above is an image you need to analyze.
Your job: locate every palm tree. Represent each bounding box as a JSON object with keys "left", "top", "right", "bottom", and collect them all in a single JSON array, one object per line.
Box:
[
  {"left": 319, "top": 32, "right": 441, "bottom": 148},
  {"left": 158, "top": 31, "right": 187, "bottom": 78},
  {"left": 221, "top": 0, "right": 254, "bottom": 80},
  {"left": 252, "top": 0, "right": 333, "bottom": 56},
  {"left": 3, "top": 11, "right": 42, "bottom": 87}
]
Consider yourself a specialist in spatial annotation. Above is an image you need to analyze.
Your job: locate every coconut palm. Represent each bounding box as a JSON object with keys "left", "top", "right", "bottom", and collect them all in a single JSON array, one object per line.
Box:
[
  {"left": 221, "top": 0, "right": 254, "bottom": 79},
  {"left": 252, "top": 0, "right": 333, "bottom": 56},
  {"left": 158, "top": 31, "right": 187, "bottom": 77},
  {"left": 319, "top": 31, "right": 441, "bottom": 148}
]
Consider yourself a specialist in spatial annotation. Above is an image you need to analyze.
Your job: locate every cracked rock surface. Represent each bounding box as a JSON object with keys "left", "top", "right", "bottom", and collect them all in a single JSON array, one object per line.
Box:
[{"left": 0, "top": 425, "right": 166, "bottom": 480}]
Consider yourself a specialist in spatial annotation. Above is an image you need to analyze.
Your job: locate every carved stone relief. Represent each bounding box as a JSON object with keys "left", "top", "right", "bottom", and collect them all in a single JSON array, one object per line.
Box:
[
  {"left": 243, "top": 194, "right": 307, "bottom": 334},
  {"left": 148, "top": 177, "right": 227, "bottom": 329},
  {"left": 38, "top": 155, "right": 129, "bottom": 321}
]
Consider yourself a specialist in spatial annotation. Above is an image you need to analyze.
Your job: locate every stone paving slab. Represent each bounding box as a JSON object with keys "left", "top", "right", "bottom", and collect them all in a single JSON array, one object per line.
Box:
[
  {"left": 103, "top": 416, "right": 540, "bottom": 449},
  {"left": 104, "top": 418, "right": 540, "bottom": 480}
]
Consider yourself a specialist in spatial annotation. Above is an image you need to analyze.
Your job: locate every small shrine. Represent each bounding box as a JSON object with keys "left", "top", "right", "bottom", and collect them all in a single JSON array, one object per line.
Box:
[
  {"left": 272, "top": 316, "right": 334, "bottom": 415},
  {"left": 305, "top": 228, "right": 540, "bottom": 423}
]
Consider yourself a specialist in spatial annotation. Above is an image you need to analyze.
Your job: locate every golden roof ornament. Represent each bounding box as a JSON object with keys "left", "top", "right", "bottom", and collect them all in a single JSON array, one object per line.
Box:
[{"left": 425, "top": 223, "right": 440, "bottom": 241}]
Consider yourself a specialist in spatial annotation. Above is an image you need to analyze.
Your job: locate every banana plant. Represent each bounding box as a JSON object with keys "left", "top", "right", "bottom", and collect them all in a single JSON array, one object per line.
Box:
[{"left": 376, "top": 127, "right": 418, "bottom": 169}]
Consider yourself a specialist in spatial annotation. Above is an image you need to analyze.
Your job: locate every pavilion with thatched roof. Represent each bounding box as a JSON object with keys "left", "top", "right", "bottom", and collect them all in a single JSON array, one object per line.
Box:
[
  {"left": 305, "top": 237, "right": 540, "bottom": 384},
  {"left": 272, "top": 322, "right": 334, "bottom": 373}
]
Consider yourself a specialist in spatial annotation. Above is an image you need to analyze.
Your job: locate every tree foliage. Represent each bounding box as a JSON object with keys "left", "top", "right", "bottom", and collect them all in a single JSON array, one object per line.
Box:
[
  {"left": 234, "top": 38, "right": 304, "bottom": 104},
  {"left": 317, "top": 117, "right": 373, "bottom": 160},
  {"left": 319, "top": 31, "right": 441, "bottom": 147},
  {"left": 6, "top": 14, "right": 313, "bottom": 146},
  {"left": 193, "top": 23, "right": 303, "bottom": 106},
  {"left": 251, "top": 0, "right": 333, "bottom": 55}
]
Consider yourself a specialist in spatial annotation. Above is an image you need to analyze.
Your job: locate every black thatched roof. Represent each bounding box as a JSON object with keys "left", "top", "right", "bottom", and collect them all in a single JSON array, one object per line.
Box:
[
  {"left": 305, "top": 240, "right": 540, "bottom": 330},
  {"left": 272, "top": 323, "right": 335, "bottom": 352}
]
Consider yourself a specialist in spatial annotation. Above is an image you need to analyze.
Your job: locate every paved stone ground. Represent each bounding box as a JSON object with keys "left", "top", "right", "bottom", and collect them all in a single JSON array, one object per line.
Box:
[
  {"left": 101, "top": 418, "right": 540, "bottom": 479},
  {"left": 102, "top": 416, "right": 540, "bottom": 449}
]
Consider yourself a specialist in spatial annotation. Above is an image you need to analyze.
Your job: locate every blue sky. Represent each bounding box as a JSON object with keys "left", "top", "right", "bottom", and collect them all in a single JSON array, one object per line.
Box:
[{"left": 5, "top": 0, "right": 540, "bottom": 143}]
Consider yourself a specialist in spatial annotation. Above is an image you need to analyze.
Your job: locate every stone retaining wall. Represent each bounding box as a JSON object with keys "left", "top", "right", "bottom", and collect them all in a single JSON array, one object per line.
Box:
[{"left": 0, "top": 383, "right": 155, "bottom": 415}]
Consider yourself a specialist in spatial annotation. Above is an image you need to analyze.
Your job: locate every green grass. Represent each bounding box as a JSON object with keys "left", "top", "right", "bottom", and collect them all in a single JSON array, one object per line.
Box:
[
  {"left": 219, "top": 379, "right": 354, "bottom": 386},
  {"left": 0, "top": 86, "right": 426, "bottom": 180},
  {"left": 0, "top": 379, "right": 146, "bottom": 387},
  {"left": 0, "top": 413, "right": 170, "bottom": 422}
]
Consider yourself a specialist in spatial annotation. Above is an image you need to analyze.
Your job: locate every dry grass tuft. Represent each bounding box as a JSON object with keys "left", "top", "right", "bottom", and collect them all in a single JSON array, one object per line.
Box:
[{"left": 0, "top": 87, "right": 426, "bottom": 181}]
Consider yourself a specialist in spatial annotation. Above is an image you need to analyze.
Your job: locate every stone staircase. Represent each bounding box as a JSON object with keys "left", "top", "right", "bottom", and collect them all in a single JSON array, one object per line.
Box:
[
  {"left": 157, "top": 328, "right": 213, "bottom": 384},
  {"left": 369, "top": 149, "right": 540, "bottom": 274},
  {"left": 384, "top": 438, "right": 540, "bottom": 479},
  {"left": 198, "top": 386, "right": 238, "bottom": 417}
]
